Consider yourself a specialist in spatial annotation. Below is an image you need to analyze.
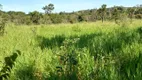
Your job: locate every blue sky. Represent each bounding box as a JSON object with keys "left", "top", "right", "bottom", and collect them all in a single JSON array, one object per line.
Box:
[{"left": 0, "top": 0, "right": 142, "bottom": 13}]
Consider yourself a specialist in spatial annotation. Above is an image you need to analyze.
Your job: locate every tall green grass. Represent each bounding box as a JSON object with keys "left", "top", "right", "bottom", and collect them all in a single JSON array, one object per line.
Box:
[{"left": 0, "top": 20, "right": 142, "bottom": 80}]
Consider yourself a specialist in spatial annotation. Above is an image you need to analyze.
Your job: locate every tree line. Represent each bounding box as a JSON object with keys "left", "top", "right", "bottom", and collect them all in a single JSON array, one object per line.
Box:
[{"left": 0, "top": 3, "right": 142, "bottom": 25}]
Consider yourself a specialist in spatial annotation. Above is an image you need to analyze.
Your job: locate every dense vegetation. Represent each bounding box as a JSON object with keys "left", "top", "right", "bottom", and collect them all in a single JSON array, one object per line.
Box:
[
  {"left": 0, "top": 3, "right": 142, "bottom": 80},
  {"left": 0, "top": 20, "right": 142, "bottom": 80},
  {"left": 0, "top": 4, "right": 142, "bottom": 25}
]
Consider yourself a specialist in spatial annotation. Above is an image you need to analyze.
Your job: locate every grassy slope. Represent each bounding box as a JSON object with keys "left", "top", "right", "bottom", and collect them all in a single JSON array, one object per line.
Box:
[{"left": 0, "top": 20, "right": 142, "bottom": 80}]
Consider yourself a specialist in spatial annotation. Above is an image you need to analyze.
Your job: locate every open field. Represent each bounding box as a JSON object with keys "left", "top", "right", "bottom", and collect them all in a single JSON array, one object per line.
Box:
[{"left": 0, "top": 20, "right": 142, "bottom": 80}]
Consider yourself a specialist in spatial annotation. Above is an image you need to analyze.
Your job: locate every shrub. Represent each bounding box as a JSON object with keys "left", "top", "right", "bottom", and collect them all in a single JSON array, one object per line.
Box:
[
  {"left": 0, "top": 50, "right": 21, "bottom": 80},
  {"left": 135, "top": 14, "right": 142, "bottom": 19},
  {"left": 0, "top": 21, "right": 5, "bottom": 36}
]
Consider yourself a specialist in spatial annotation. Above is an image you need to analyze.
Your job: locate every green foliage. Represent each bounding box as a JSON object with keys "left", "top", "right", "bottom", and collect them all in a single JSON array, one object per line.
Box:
[
  {"left": 0, "top": 3, "right": 142, "bottom": 80},
  {"left": 112, "top": 7, "right": 120, "bottom": 23},
  {"left": 0, "top": 3, "right": 142, "bottom": 25},
  {"left": 0, "top": 50, "right": 21, "bottom": 80},
  {"left": 55, "top": 39, "right": 80, "bottom": 80},
  {"left": 0, "top": 18, "right": 142, "bottom": 80},
  {"left": 68, "top": 14, "right": 78, "bottom": 23},
  {"left": 135, "top": 14, "right": 142, "bottom": 19},
  {"left": 98, "top": 4, "right": 107, "bottom": 23},
  {"left": 119, "top": 52, "right": 142, "bottom": 80},
  {"left": 29, "top": 11, "right": 42, "bottom": 24},
  {"left": 46, "top": 38, "right": 94, "bottom": 80},
  {"left": 43, "top": 3, "right": 54, "bottom": 14},
  {"left": 127, "top": 8, "right": 135, "bottom": 22},
  {"left": 72, "top": 26, "right": 81, "bottom": 32},
  {"left": 50, "top": 14, "right": 62, "bottom": 24},
  {"left": 40, "top": 14, "right": 52, "bottom": 24},
  {"left": 0, "top": 21, "right": 5, "bottom": 36},
  {"left": 78, "top": 15, "right": 84, "bottom": 22}
]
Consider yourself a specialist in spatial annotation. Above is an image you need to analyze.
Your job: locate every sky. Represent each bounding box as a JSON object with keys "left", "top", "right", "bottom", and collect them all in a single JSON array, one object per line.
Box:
[{"left": 0, "top": 0, "right": 142, "bottom": 13}]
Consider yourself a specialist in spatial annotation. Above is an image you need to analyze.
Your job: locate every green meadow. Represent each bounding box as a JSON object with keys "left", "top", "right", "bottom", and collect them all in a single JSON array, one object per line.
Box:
[{"left": 1, "top": 20, "right": 142, "bottom": 80}]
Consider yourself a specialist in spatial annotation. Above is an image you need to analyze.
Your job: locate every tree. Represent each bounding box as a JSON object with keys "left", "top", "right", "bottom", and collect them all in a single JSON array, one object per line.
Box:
[
  {"left": 7, "top": 11, "right": 28, "bottom": 24},
  {"left": 0, "top": 19, "right": 5, "bottom": 36},
  {"left": 98, "top": 4, "right": 107, "bottom": 23},
  {"left": 78, "top": 15, "right": 84, "bottom": 22},
  {"left": 40, "top": 14, "right": 52, "bottom": 24},
  {"left": 112, "top": 7, "right": 120, "bottom": 23},
  {"left": 112, "top": 6, "right": 126, "bottom": 24},
  {"left": 42, "top": 3, "right": 54, "bottom": 14},
  {"left": 29, "top": 11, "right": 42, "bottom": 24},
  {"left": 127, "top": 8, "right": 135, "bottom": 23},
  {"left": 50, "top": 14, "right": 62, "bottom": 24},
  {"left": 68, "top": 14, "right": 78, "bottom": 23}
]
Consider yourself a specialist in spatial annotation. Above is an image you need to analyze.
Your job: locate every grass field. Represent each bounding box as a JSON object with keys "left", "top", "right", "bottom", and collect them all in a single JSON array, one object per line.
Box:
[{"left": 0, "top": 20, "right": 142, "bottom": 80}]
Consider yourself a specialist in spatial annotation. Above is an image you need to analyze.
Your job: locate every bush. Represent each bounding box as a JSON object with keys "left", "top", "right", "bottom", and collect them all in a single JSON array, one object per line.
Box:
[
  {"left": 0, "top": 50, "right": 21, "bottom": 80},
  {"left": 0, "top": 21, "right": 5, "bottom": 36},
  {"left": 135, "top": 14, "right": 142, "bottom": 19}
]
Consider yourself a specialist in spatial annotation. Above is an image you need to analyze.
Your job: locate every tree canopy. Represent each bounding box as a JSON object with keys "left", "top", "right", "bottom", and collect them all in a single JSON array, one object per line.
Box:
[
  {"left": 42, "top": 3, "right": 54, "bottom": 14},
  {"left": 0, "top": 3, "right": 141, "bottom": 25}
]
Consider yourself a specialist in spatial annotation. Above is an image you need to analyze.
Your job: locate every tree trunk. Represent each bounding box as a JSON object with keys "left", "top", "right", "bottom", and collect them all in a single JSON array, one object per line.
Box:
[
  {"left": 102, "top": 17, "right": 104, "bottom": 23},
  {"left": 130, "top": 14, "right": 133, "bottom": 24}
]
